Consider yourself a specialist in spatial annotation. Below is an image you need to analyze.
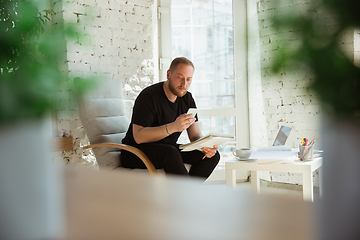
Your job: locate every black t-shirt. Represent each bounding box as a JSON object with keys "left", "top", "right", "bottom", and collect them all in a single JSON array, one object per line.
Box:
[{"left": 122, "top": 82, "right": 198, "bottom": 148}]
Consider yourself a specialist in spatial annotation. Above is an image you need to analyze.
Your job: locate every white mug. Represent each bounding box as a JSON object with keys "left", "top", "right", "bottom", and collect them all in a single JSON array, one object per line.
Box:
[{"left": 233, "top": 148, "right": 252, "bottom": 159}]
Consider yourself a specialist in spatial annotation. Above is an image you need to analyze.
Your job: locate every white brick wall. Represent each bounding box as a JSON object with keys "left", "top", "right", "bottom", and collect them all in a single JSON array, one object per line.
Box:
[
  {"left": 247, "top": 0, "right": 356, "bottom": 186},
  {"left": 53, "top": 0, "right": 156, "bottom": 166}
]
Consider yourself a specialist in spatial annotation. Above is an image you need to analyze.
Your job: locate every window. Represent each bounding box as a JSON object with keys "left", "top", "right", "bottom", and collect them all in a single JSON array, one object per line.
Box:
[{"left": 158, "top": 0, "right": 248, "bottom": 166}]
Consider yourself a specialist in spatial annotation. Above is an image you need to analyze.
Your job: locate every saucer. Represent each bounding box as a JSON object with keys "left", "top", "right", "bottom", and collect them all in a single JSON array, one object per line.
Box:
[{"left": 234, "top": 156, "right": 254, "bottom": 161}]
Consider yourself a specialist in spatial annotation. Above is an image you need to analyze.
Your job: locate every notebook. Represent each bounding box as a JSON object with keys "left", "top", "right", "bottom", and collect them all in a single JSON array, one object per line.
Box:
[{"left": 179, "top": 133, "right": 233, "bottom": 152}]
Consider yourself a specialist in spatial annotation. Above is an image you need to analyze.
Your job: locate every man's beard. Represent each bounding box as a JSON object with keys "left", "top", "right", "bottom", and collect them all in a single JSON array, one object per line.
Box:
[{"left": 168, "top": 78, "right": 187, "bottom": 97}]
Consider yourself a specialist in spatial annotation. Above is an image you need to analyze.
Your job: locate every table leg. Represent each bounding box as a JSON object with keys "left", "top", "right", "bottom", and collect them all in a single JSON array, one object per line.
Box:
[
  {"left": 318, "top": 166, "right": 323, "bottom": 198},
  {"left": 226, "top": 169, "right": 236, "bottom": 189},
  {"left": 303, "top": 171, "right": 314, "bottom": 202},
  {"left": 251, "top": 171, "right": 260, "bottom": 193}
]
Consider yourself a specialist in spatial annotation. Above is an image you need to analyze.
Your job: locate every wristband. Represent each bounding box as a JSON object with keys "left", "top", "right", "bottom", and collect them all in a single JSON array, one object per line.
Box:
[{"left": 165, "top": 124, "right": 171, "bottom": 135}]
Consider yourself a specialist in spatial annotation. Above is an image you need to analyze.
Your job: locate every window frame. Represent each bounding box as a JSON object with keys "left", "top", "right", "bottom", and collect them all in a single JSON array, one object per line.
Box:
[{"left": 157, "top": 0, "right": 249, "bottom": 153}]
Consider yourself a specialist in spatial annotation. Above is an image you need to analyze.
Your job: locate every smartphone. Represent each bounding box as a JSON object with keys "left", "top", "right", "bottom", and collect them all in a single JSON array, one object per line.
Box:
[{"left": 186, "top": 108, "right": 198, "bottom": 118}]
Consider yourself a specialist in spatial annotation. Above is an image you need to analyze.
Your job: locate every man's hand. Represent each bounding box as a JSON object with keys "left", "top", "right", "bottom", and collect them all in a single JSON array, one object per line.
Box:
[
  {"left": 169, "top": 113, "right": 196, "bottom": 133},
  {"left": 201, "top": 145, "right": 219, "bottom": 158}
]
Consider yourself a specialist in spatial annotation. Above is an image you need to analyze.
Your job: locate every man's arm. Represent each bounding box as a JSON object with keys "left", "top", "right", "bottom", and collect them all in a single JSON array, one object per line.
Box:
[
  {"left": 133, "top": 113, "right": 196, "bottom": 144},
  {"left": 186, "top": 121, "right": 202, "bottom": 142},
  {"left": 187, "top": 122, "right": 219, "bottom": 158}
]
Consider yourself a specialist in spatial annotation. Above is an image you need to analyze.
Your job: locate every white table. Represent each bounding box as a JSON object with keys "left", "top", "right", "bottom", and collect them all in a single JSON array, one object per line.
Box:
[{"left": 225, "top": 150, "right": 323, "bottom": 202}]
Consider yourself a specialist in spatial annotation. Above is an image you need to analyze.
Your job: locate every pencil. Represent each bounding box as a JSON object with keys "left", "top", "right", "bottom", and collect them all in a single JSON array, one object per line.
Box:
[
  {"left": 202, "top": 155, "right": 206, "bottom": 159},
  {"left": 310, "top": 136, "right": 316, "bottom": 146}
]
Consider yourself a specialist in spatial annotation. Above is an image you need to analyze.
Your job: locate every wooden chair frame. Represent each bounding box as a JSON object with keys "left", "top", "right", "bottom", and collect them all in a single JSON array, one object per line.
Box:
[{"left": 83, "top": 143, "right": 157, "bottom": 175}]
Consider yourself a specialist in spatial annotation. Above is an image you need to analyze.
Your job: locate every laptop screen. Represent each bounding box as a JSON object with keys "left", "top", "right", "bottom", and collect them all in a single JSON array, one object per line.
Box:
[{"left": 273, "top": 125, "right": 292, "bottom": 146}]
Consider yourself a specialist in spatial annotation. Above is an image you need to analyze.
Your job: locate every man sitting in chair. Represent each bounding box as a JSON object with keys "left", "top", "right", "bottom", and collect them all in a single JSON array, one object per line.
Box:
[{"left": 121, "top": 57, "right": 220, "bottom": 179}]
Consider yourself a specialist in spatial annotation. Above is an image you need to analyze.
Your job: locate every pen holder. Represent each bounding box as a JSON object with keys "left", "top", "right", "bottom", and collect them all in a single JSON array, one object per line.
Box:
[{"left": 298, "top": 144, "right": 313, "bottom": 161}]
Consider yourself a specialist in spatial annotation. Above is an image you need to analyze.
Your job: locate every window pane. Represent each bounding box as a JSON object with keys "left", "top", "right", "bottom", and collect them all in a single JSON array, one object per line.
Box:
[
  {"left": 192, "top": 81, "right": 236, "bottom": 108},
  {"left": 171, "top": 0, "right": 235, "bottom": 111},
  {"left": 216, "top": 81, "right": 235, "bottom": 107},
  {"left": 193, "top": 58, "right": 214, "bottom": 82},
  {"left": 172, "top": 27, "right": 192, "bottom": 59},
  {"left": 214, "top": 0, "right": 233, "bottom": 25},
  {"left": 191, "top": 81, "right": 214, "bottom": 108},
  {"left": 171, "top": 3, "right": 190, "bottom": 25},
  {"left": 192, "top": 0, "right": 213, "bottom": 25},
  {"left": 215, "top": 26, "right": 234, "bottom": 81},
  {"left": 172, "top": 0, "right": 191, "bottom": 7},
  {"left": 199, "top": 116, "right": 235, "bottom": 135},
  {"left": 193, "top": 26, "right": 214, "bottom": 81}
]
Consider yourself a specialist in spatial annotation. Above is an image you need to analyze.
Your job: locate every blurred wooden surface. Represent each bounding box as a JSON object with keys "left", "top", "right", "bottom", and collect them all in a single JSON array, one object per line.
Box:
[
  {"left": 51, "top": 137, "right": 73, "bottom": 151},
  {"left": 63, "top": 167, "right": 318, "bottom": 240}
]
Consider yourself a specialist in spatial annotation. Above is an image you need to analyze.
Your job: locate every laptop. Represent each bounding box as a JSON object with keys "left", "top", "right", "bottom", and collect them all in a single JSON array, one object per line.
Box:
[{"left": 273, "top": 125, "right": 292, "bottom": 146}]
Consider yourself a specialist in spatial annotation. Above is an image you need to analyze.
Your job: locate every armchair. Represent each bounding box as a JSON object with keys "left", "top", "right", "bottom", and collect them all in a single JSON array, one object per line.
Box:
[{"left": 76, "top": 78, "right": 157, "bottom": 175}]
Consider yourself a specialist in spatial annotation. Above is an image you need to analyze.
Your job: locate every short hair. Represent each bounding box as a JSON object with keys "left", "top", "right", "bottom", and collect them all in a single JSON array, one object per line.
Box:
[{"left": 169, "top": 57, "right": 194, "bottom": 72}]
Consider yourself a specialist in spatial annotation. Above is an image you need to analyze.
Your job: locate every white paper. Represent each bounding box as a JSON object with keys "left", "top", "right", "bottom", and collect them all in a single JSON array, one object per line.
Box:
[{"left": 256, "top": 145, "right": 291, "bottom": 151}]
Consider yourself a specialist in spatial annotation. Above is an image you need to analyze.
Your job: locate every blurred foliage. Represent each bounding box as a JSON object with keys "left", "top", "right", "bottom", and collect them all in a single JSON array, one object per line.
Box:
[
  {"left": 271, "top": 0, "right": 360, "bottom": 118},
  {"left": 0, "top": 0, "right": 96, "bottom": 124}
]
